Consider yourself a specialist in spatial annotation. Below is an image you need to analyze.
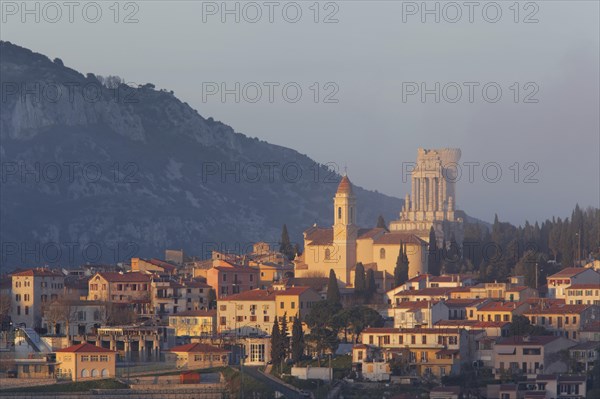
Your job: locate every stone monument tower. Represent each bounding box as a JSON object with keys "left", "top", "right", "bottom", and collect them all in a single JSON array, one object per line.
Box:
[{"left": 389, "top": 148, "right": 464, "bottom": 248}]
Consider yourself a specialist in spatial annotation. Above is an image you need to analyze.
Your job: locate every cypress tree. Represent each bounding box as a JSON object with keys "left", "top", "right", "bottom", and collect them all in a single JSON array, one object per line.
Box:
[
  {"left": 427, "top": 226, "right": 440, "bottom": 276},
  {"left": 394, "top": 245, "right": 405, "bottom": 287},
  {"left": 377, "top": 215, "right": 388, "bottom": 231},
  {"left": 366, "top": 269, "right": 376, "bottom": 300},
  {"left": 327, "top": 269, "right": 341, "bottom": 305},
  {"left": 280, "top": 224, "right": 295, "bottom": 260},
  {"left": 271, "top": 318, "right": 282, "bottom": 367},
  {"left": 280, "top": 312, "right": 289, "bottom": 360},
  {"left": 354, "top": 262, "right": 366, "bottom": 294},
  {"left": 291, "top": 316, "right": 304, "bottom": 362}
]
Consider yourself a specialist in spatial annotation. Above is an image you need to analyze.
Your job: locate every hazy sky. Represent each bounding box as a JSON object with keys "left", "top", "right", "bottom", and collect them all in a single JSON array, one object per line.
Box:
[{"left": 2, "top": 1, "right": 599, "bottom": 225}]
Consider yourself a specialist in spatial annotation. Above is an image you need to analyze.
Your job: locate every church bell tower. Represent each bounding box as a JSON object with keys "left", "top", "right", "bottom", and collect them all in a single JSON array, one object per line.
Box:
[{"left": 332, "top": 175, "right": 358, "bottom": 284}]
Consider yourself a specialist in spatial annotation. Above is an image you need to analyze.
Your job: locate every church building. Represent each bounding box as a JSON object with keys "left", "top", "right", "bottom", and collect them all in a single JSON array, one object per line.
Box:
[{"left": 294, "top": 175, "right": 428, "bottom": 290}]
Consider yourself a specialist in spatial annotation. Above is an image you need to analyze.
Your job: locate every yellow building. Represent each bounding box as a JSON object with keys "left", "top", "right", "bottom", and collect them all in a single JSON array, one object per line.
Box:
[
  {"left": 274, "top": 286, "right": 321, "bottom": 327},
  {"left": 468, "top": 301, "right": 529, "bottom": 323},
  {"left": 55, "top": 343, "right": 116, "bottom": 381},
  {"left": 295, "top": 176, "right": 428, "bottom": 286},
  {"left": 167, "top": 343, "right": 229, "bottom": 369},
  {"left": 217, "top": 287, "right": 321, "bottom": 336},
  {"left": 169, "top": 310, "right": 216, "bottom": 337}
]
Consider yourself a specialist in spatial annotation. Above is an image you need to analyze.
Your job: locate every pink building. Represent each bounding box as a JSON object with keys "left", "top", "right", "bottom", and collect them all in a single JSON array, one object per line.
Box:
[{"left": 206, "top": 261, "right": 259, "bottom": 298}]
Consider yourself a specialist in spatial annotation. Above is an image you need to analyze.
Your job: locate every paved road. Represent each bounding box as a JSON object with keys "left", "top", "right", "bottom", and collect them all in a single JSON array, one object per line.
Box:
[{"left": 242, "top": 366, "right": 302, "bottom": 399}]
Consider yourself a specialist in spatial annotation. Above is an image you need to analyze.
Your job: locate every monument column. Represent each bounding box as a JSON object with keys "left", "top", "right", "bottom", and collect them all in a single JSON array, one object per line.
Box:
[
  {"left": 420, "top": 178, "right": 425, "bottom": 211},
  {"left": 429, "top": 177, "right": 435, "bottom": 211},
  {"left": 437, "top": 177, "right": 443, "bottom": 211},
  {"left": 410, "top": 177, "right": 417, "bottom": 211}
]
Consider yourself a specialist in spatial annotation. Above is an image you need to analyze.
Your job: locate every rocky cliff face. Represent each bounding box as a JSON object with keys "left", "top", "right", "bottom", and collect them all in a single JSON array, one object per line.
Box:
[{"left": 0, "top": 41, "right": 403, "bottom": 268}]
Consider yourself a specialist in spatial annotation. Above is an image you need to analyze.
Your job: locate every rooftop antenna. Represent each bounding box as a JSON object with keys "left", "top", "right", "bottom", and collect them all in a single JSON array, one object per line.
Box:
[{"left": 343, "top": 164, "right": 348, "bottom": 176}]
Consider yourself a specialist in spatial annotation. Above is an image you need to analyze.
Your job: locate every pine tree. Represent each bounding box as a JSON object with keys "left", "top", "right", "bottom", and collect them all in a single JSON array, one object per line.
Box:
[
  {"left": 327, "top": 269, "right": 341, "bottom": 305},
  {"left": 271, "top": 318, "right": 282, "bottom": 367},
  {"left": 280, "top": 224, "right": 295, "bottom": 261},
  {"left": 354, "top": 262, "right": 366, "bottom": 294},
  {"left": 291, "top": 316, "right": 304, "bottom": 362}
]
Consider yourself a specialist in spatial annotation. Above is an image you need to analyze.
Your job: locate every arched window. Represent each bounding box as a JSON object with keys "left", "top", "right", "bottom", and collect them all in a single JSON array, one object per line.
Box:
[
  {"left": 380, "top": 248, "right": 386, "bottom": 259},
  {"left": 325, "top": 249, "right": 331, "bottom": 260},
  {"left": 91, "top": 369, "right": 98, "bottom": 377},
  {"left": 338, "top": 207, "right": 342, "bottom": 220},
  {"left": 101, "top": 369, "right": 109, "bottom": 377},
  {"left": 81, "top": 369, "right": 89, "bottom": 378}
]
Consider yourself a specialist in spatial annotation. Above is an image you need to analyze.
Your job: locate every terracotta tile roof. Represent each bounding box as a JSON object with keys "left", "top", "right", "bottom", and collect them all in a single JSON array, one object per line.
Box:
[
  {"left": 220, "top": 289, "right": 277, "bottom": 301},
  {"left": 506, "top": 286, "right": 530, "bottom": 292},
  {"left": 170, "top": 310, "right": 216, "bottom": 317},
  {"left": 168, "top": 343, "right": 229, "bottom": 353},
  {"left": 184, "top": 280, "right": 211, "bottom": 288},
  {"left": 472, "top": 321, "right": 511, "bottom": 328},
  {"left": 55, "top": 343, "right": 114, "bottom": 353},
  {"left": 275, "top": 286, "right": 313, "bottom": 296},
  {"left": 305, "top": 227, "right": 333, "bottom": 246},
  {"left": 148, "top": 258, "right": 177, "bottom": 272},
  {"left": 548, "top": 267, "right": 594, "bottom": 279},
  {"left": 405, "top": 274, "right": 431, "bottom": 283},
  {"left": 444, "top": 298, "right": 487, "bottom": 307},
  {"left": 565, "top": 284, "right": 600, "bottom": 290},
  {"left": 12, "top": 268, "right": 63, "bottom": 277},
  {"left": 96, "top": 272, "right": 151, "bottom": 283},
  {"left": 524, "top": 304, "right": 596, "bottom": 315},
  {"left": 373, "top": 232, "right": 428, "bottom": 246},
  {"left": 357, "top": 228, "right": 386, "bottom": 240},
  {"left": 336, "top": 175, "right": 353, "bottom": 194},
  {"left": 395, "top": 287, "right": 454, "bottom": 297}
]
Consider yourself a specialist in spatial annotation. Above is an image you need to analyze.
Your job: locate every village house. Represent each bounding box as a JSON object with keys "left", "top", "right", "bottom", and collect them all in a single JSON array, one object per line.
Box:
[
  {"left": 131, "top": 258, "right": 177, "bottom": 276},
  {"left": 217, "top": 289, "right": 277, "bottom": 336},
  {"left": 564, "top": 284, "right": 600, "bottom": 305},
  {"left": 492, "top": 335, "right": 576, "bottom": 378},
  {"left": 207, "top": 260, "right": 259, "bottom": 298},
  {"left": 393, "top": 287, "right": 455, "bottom": 304},
  {"left": 523, "top": 304, "right": 600, "bottom": 341},
  {"left": 11, "top": 268, "right": 65, "bottom": 329},
  {"left": 546, "top": 267, "right": 600, "bottom": 299},
  {"left": 181, "top": 279, "right": 212, "bottom": 311},
  {"left": 274, "top": 286, "right": 321, "bottom": 326},
  {"left": 41, "top": 299, "right": 106, "bottom": 336},
  {"left": 166, "top": 342, "right": 229, "bottom": 369},
  {"left": 217, "top": 287, "right": 319, "bottom": 336},
  {"left": 469, "top": 300, "right": 530, "bottom": 323},
  {"left": 55, "top": 343, "right": 116, "bottom": 381},
  {"left": 169, "top": 310, "right": 216, "bottom": 337},
  {"left": 569, "top": 341, "right": 600, "bottom": 373},
  {"left": 361, "top": 327, "right": 479, "bottom": 378},
  {"left": 392, "top": 300, "right": 449, "bottom": 329},
  {"left": 87, "top": 272, "right": 151, "bottom": 303}
]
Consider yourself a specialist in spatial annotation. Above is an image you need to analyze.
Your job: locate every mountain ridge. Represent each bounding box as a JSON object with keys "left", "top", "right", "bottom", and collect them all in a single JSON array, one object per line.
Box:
[{"left": 0, "top": 41, "right": 406, "bottom": 268}]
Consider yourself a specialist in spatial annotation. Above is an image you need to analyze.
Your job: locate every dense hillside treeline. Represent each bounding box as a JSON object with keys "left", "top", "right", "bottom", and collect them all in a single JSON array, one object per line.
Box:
[{"left": 435, "top": 205, "right": 600, "bottom": 287}]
